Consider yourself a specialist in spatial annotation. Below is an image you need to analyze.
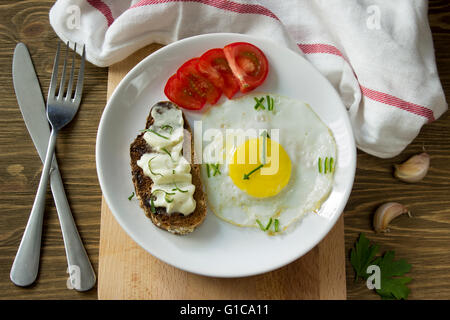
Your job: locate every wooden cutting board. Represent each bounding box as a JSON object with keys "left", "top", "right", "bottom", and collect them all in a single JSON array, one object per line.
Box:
[{"left": 98, "top": 44, "right": 347, "bottom": 300}]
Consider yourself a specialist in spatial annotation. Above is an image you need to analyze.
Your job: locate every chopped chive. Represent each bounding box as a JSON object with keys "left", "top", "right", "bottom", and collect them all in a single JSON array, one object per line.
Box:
[
  {"left": 324, "top": 157, "right": 329, "bottom": 174},
  {"left": 243, "top": 164, "right": 264, "bottom": 180},
  {"left": 266, "top": 95, "right": 274, "bottom": 111},
  {"left": 172, "top": 169, "right": 175, "bottom": 174},
  {"left": 274, "top": 219, "right": 279, "bottom": 232},
  {"left": 172, "top": 182, "right": 188, "bottom": 193},
  {"left": 151, "top": 189, "right": 175, "bottom": 196},
  {"left": 254, "top": 97, "right": 265, "bottom": 110},
  {"left": 161, "top": 147, "right": 173, "bottom": 159},
  {"left": 128, "top": 192, "right": 135, "bottom": 201},
  {"left": 151, "top": 189, "right": 175, "bottom": 204},
  {"left": 150, "top": 197, "right": 156, "bottom": 213},
  {"left": 160, "top": 124, "right": 173, "bottom": 134},
  {"left": 265, "top": 218, "right": 273, "bottom": 231},
  {"left": 148, "top": 157, "right": 163, "bottom": 177},
  {"left": 256, "top": 219, "right": 265, "bottom": 231},
  {"left": 260, "top": 130, "right": 270, "bottom": 139},
  {"left": 206, "top": 163, "right": 211, "bottom": 178},
  {"left": 165, "top": 196, "right": 174, "bottom": 203},
  {"left": 212, "top": 164, "right": 221, "bottom": 176},
  {"left": 141, "top": 129, "right": 169, "bottom": 140},
  {"left": 318, "top": 157, "right": 322, "bottom": 173},
  {"left": 330, "top": 157, "right": 335, "bottom": 173}
]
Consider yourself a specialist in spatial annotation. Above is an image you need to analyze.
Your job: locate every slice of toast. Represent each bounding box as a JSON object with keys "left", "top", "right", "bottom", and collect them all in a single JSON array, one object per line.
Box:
[{"left": 130, "top": 101, "right": 206, "bottom": 235}]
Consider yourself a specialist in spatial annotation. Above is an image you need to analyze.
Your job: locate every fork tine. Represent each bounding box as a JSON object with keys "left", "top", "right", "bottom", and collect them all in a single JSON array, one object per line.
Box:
[
  {"left": 48, "top": 42, "right": 61, "bottom": 100},
  {"left": 57, "top": 42, "right": 69, "bottom": 100},
  {"left": 73, "top": 45, "right": 85, "bottom": 104},
  {"left": 65, "top": 43, "right": 76, "bottom": 101}
]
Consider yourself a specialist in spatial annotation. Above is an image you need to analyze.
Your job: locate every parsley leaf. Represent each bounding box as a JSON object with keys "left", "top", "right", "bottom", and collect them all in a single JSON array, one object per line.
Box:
[
  {"left": 373, "top": 251, "right": 412, "bottom": 300},
  {"left": 350, "top": 233, "right": 412, "bottom": 300},
  {"left": 350, "top": 233, "right": 379, "bottom": 281}
]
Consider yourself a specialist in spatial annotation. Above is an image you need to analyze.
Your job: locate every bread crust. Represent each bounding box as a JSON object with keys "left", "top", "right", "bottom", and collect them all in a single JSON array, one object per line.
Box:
[{"left": 130, "top": 101, "right": 206, "bottom": 235}]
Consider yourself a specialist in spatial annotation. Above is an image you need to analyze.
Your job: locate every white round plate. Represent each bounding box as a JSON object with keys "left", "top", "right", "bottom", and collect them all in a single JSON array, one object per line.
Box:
[{"left": 96, "top": 33, "right": 356, "bottom": 278}]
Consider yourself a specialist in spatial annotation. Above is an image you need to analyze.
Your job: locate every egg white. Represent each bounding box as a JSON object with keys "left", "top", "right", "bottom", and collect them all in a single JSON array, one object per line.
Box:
[{"left": 200, "top": 93, "right": 336, "bottom": 233}]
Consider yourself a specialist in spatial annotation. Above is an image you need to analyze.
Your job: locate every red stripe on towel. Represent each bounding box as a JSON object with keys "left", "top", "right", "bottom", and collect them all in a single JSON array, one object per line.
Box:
[
  {"left": 298, "top": 43, "right": 435, "bottom": 122},
  {"left": 130, "top": 0, "right": 279, "bottom": 20},
  {"left": 87, "top": 0, "right": 115, "bottom": 26}
]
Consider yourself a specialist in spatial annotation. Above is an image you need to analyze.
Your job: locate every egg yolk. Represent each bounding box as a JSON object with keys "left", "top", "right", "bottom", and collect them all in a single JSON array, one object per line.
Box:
[{"left": 229, "top": 137, "right": 291, "bottom": 198}]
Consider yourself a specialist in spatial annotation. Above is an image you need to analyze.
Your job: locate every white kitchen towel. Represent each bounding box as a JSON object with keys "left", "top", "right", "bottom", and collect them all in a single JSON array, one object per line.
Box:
[{"left": 49, "top": 0, "right": 447, "bottom": 158}]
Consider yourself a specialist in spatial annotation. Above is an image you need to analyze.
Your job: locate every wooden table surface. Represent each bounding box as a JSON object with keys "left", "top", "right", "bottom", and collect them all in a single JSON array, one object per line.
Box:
[{"left": 0, "top": 0, "right": 449, "bottom": 300}]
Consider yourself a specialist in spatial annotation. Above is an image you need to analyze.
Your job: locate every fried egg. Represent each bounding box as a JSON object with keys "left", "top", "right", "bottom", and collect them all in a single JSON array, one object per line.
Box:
[{"left": 200, "top": 93, "right": 336, "bottom": 234}]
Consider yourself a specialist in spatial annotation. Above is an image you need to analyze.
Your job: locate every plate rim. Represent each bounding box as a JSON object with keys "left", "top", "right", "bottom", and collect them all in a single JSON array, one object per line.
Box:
[{"left": 96, "top": 32, "right": 356, "bottom": 278}]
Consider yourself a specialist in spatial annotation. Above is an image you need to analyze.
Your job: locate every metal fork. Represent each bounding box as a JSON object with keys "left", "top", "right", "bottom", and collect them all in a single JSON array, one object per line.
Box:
[{"left": 10, "top": 42, "right": 94, "bottom": 289}]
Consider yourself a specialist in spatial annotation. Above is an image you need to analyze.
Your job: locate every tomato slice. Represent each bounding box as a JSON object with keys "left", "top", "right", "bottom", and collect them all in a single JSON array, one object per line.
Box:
[
  {"left": 164, "top": 74, "right": 206, "bottom": 110},
  {"left": 223, "top": 42, "right": 269, "bottom": 93},
  {"left": 177, "top": 58, "right": 222, "bottom": 105},
  {"left": 197, "top": 48, "right": 240, "bottom": 99}
]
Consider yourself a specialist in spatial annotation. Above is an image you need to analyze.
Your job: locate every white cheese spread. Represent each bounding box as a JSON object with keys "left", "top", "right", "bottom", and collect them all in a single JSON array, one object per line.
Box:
[{"left": 137, "top": 104, "right": 196, "bottom": 215}]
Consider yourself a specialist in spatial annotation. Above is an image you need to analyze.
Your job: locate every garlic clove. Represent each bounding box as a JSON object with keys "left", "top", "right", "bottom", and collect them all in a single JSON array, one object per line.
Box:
[
  {"left": 373, "top": 202, "right": 411, "bottom": 233},
  {"left": 394, "top": 152, "right": 430, "bottom": 183}
]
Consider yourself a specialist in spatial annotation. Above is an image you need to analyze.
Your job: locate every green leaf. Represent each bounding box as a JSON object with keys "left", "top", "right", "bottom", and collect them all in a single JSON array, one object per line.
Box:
[
  {"left": 350, "top": 234, "right": 412, "bottom": 300},
  {"left": 373, "top": 251, "right": 412, "bottom": 300},
  {"left": 350, "top": 233, "right": 379, "bottom": 281}
]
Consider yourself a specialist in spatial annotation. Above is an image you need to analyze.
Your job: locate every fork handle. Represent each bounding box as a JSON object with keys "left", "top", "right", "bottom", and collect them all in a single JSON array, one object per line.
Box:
[
  {"left": 50, "top": 162, "right": 96, "bottom": 291},
  {"left": 10, "top": 130, "right": 57, "bottom": 287}
]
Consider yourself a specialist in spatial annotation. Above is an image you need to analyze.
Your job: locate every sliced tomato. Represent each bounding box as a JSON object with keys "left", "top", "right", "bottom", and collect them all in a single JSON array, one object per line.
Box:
[
  {"left": 164, "top": 74, "right": 206, "bottom": 110},
  {"left": 197, "top": 48, "right": 240, "bottom": 99},
  {"left": 223, "top": 42, "right": 269, "bottom": 93},
  {"left": 177, "top": 58, "right": 222, "bottom": 105}
]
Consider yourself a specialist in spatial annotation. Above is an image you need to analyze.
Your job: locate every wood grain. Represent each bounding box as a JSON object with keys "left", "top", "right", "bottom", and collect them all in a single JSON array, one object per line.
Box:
[
  {"left": 0, "top": 0, "right": 449, "bottom": 299},
  {"left": 98, "top": 45, "right": 346, "bottom": 300}
]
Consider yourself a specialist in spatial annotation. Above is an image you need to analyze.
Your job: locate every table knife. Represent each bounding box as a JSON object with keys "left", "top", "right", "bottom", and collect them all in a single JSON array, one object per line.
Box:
[{"left": 11, "top": 43, "right": 96, "bottom": 291}]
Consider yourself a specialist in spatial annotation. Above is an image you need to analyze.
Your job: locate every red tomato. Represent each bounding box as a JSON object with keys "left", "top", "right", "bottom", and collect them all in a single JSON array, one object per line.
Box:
[
  {"left": 223, "top": 42, "right": 269, "bottom": 93},
  {"left": 197, "top": 48, "right": 240, "bottom": 99},
  {"left": 177, "top": 58, "right": 222, "bottom": 105},
  {"left": 164, "top": 74, "right": 206, "bottom": 110}
]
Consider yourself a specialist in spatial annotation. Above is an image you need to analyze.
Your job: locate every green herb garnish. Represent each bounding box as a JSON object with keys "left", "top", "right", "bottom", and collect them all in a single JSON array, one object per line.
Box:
[
  {"left": 152, "top": 189, "right": 175, "bottom": 203},
  {"left": 161, "top": 147, "right": 173, "bottom": 159},
  {"left": 150, "top": 197, "right": 156, "bottom": 213},
  {"left": 141, "top": 129, "right": 169, "bottom": 140},
  {"left": 254, "top": 97, "right": 265, "bottom": 110},
  {"left": 351, "top": 233, "right": 412, "bottom": 300},
  {"left": 260, "top": 130, "right": 270, "bottom": 139},
  {"left": 318, "top": 157, "right": 323, "bottom": 173},
  {"left": 256, "top": 219, "right": 265, "bottom": 231},
  {"left": 266, "top": 95, "right": 275, "bottom": 111},
  {"left": 330, "top": 157, "right": 335, "bottom": 173},
  {"left": 172, "top": 182, "right": 188, "bottom": 193},
  {"left": 324, "top": 157, "right": 329, "bottom": 173},
  {"left": 148, "top": 157, "right": 163, "bottom": 177},
  {"left": 211, "top": 164, "right": 221, "bottom": 176},
  {"left": 160, "top": 124, "right": 173, "bottom": 134},
  {"left": 128, "top": 192, "right": 135, "bottom": 201},
  {"left": 274, "top": 219, "right": 279, "bottom": 232},
  {"left": 243, "top": 164, "right": 264, "bottom": 180},
  {"left": 206, "top": 163, "right": 211, "bottom": 178},
  {"left": 264, "top": 218, "right": 273, "bottom": 231}
]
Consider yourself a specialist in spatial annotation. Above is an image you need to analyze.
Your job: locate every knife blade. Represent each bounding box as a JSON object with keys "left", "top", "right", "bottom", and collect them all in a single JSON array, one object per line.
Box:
[{"left": 11, "top": 43, "right": 95, "bottom": 291}]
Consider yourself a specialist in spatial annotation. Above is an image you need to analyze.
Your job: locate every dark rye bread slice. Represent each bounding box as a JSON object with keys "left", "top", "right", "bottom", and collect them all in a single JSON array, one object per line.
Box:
[{"left": 130, "top": 101, "right": 206, "bottom": 235}]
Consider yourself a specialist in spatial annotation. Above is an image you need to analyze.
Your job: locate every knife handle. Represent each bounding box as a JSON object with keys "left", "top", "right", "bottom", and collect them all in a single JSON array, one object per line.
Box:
[
  {"left": 10, "top": 131, "right": 57, "bottom": 287},
  {"left": 50, "top": 163, "right": 96, "bottom": 291}
]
